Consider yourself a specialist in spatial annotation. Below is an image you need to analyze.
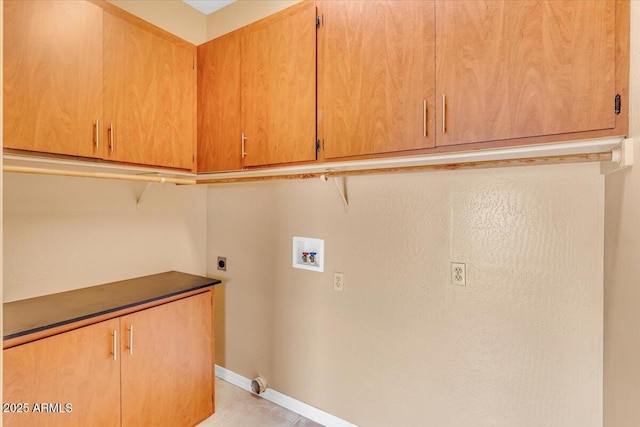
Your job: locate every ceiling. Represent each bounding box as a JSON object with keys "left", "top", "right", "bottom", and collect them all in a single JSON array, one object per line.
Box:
[{"left": 182, "top": 0, "right": 236, "bottom": 15}]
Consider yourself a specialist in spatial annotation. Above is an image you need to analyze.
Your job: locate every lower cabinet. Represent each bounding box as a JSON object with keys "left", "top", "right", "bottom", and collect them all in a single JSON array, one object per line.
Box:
[
  {"left": 3, "top": 292, "right": 214, "bottom": 427},
  {"left": 120, "top": 292, "right": 214, "bottom": 427},
  {"left": 3, "top": 319, "right": 121, "bottom": 427}
]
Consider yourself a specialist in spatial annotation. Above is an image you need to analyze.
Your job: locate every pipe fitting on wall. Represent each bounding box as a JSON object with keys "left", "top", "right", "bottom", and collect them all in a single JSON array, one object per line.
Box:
[{"left": 251, "top": 374, "right": 268, "bottom": 395}]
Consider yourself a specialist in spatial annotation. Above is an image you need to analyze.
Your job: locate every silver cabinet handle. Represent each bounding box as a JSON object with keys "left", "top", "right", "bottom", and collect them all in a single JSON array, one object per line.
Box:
[
  {"left": 95, "top": 119, "right": 99, "bottom": 149},
  {"left": 109, "top": 123, "right": 115, "bottom": 152},
  {"left": 112, "top": 329, "right": 117, "bottom": 361},
  {"left": 442, "top": 95, "right": 446, "bottom": 134},
  {"left": 423, "top": 100, "right": 427, "bottom": 137},
  {"left": 128, "top": 325, "right": 133, "bottom": 355},
  {"left": 241, "top": 132, "right": 247, "bottom": 159}
]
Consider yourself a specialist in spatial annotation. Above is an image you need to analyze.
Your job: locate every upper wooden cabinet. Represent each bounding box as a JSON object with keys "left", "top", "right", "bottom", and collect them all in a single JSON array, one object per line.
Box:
[
  {"left": 6, "top": 0, "right": 628, "bottom": 173},
  {"left": 197, "top": 1, "right": 317, "bottom": 172},
  {"left": 435, "top": 0, "right": 622, "bottom": 147},
  {"left": 3, "top": 0, "right": 197, "bottom": 171},
  {"left": 104, "top": 13, "right": 196, "bottom": 170},
  {"left": 241, "top": 1, "right": 317, "bottom": 167},
  {"left": 197, "top": 30, "right": 243, "bottom": 172},
  {"left": 3, "top": 0, "right": 104, "bottom": 159},
  {"left": 319, "top": 1, "right": 436, "bottom": 159},
  {"left": 316, "top": 0, "right": 626, "bottom": 157}
]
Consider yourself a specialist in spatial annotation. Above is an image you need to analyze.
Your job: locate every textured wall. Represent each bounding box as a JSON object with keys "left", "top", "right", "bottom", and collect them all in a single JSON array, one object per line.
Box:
[
  {"left": 603, "top": 2, "right": 640, "bottom": 426},
  {"left": 207, "top": 184, "right": 278, "bottom": 377},
  {"left": 3, "top": 174, "right": 207, "bottom": 301},
  {"left": 208, "top": 163, "right": 604, "bottom": 427}
]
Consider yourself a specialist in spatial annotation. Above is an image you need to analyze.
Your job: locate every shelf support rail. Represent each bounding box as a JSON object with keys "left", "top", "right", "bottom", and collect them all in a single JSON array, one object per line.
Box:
[
  {"left": 136, "top": 182, "right": 154, "bottom": 208},
  {"left": 2, "top": 165, "right": 197, "bottom": 185},
  {"left": 601, "top": 138, "right": 634, "bottom": 175},
  {"left": 321, "top": 174, "right": 349, "bottom": 211}
]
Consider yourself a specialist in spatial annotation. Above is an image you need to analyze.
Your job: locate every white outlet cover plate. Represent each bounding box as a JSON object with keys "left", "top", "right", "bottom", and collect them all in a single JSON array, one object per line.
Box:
[
  {"left": 292, "top": 236, "right": 324, "bottom": 272},
  {"left": 334, "top": 272, "right": 344, "bottom": 291},
  {"left": 451, "top": 262, "right": 466, "bottom": 286}
]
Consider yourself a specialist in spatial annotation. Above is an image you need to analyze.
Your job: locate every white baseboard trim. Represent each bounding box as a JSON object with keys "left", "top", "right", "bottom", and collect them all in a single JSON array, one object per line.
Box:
[{"left": 215, "top": 365, "right": 358, "bottom": 427}]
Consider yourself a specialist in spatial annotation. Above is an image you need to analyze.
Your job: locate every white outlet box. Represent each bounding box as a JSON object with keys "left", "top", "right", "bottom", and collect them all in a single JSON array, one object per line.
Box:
[
  {"left": 334, "top": 272, "right": 344, "bottom": 291},
  {"left": 451, "top": 262, "right": 466, "bottom": 286},
  {"left": 292, "top": 236, "right": 324, "bottom": 272}
]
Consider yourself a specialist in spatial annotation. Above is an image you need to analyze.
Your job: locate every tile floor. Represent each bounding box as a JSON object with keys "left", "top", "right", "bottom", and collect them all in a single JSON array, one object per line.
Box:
[{"left": 197, "top": 378, "right": 323, "bottom": 427}]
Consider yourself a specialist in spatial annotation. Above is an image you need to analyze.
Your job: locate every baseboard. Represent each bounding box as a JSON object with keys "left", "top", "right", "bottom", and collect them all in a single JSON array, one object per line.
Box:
[{"left": 215, "top": 365, "right": 358, "bottom": 427}]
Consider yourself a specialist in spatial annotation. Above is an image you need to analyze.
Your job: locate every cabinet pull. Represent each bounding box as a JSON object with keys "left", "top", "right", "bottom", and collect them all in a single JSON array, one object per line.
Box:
[
  {"left": 423, "top": 100, "right": 427, "bottom": 137},
  {"left": 442, "top": 95, "right": 446, "bottom": 134},
  {"left": 128, "top": 325, "right": 134, "bottom": 356},
  {"left": 95, "top": 119, "right": 99, "bottom": 149},
  {"left": 112, "top": 329, "right": 117, "bottom": 361},
  {"left": 241, "top": 132, "right": 247, "bottom": 159},
  {"left": 109, "top": 123, "right": 115, "bottom": 152}
]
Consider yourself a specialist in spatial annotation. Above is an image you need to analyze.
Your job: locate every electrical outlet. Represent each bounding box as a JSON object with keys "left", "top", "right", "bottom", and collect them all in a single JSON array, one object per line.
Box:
[
  {"left": 451, "top": 262, "right": 466, "bottom": 286},
  {"left": 334, "top": 272, "right": 344, "bottom": 292},
  {"left": 217, "top": 256, "right": 227, "bottom": 271}
]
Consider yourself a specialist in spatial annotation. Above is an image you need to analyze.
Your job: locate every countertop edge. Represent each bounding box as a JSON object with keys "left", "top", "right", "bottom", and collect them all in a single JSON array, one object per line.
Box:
[
  {"left": 3, "top": 271, "right": 222, "bottom": 346},
  {"left": 3, "top": 283, "right": 217, "bottom": 341}
]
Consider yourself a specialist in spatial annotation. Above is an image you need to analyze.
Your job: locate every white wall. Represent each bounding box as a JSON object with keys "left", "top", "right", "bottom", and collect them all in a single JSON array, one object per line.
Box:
[
  {"left": 107, "top": 0, "right": 207, "bottom": 45},
  {"left": 603, "top": 2, "right": 640, "bottom": 426},
  {"left": 205, "top": 0, "right": 302, "bottom": 40},
  {"left": 107, "top": 0, "right": 303, "bottom": 45},
  {"left": 3, "top": 173, "right": 207, "bottom": 301},
  {"left": 208, "top": 163, "right": 604, "bottom": 427}
]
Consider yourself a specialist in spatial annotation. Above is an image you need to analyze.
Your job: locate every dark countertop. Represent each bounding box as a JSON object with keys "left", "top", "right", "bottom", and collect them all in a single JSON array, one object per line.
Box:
[{"left": 3, "top": 271, "right": 221, "bottom": 341}]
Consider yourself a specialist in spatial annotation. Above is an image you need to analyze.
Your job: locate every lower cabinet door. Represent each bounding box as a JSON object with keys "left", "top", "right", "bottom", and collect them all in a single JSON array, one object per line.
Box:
[
  {"left": 3, "top": 319, "right": 121, "bottom": 427},
  {"left": 120, "top": 292, "right": 214, "bottom": 427}
]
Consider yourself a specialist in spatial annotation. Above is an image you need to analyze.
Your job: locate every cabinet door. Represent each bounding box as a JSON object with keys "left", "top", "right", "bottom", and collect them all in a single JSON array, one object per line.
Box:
[
  {"left": 436, "top": 0, "right": 616, "bottom": 147},
  {"left": 120, "top": 292, "right": 214, "bottom": 427},
  {"left": 3, "top": 0, "right": 103, "bottom": 158},
  {"left": 3, "top": 319, "right": 121, "bottom": 427},
  {"left": 320, "top": 1, "right": 435, "bottom": 159},
  {"left": 197, "top": 30, "right": 243, "bottom": 172},
  {"left": 104, "top": 12, "right": 196, "bottom": 170},
  {"left": 241, "top": 2, "right": 317, "bottom": 167}
]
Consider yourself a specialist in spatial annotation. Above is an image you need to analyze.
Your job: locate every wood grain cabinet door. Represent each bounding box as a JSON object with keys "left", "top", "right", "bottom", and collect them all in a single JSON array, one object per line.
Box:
[
  {"left": 320, "top": 0, "right": 436, "bottom": 159},
  {"left": 120, "top": 292, "right": 214, "bottom": 427},
  {"left": 197, "top": 30, "right": 243, "bottom": 172},
  {"left": 3, "top": 319, "right": 121, "bottom": 427},
  {"left": 241, "top": 2, "right": 317, "bottom": 167},
  {"left": 435, "top": 0, "right": 617, "bottom": 147},
  {"left": 104, "top": 12, "right": 196, "bottom": 170},
  {"left": 3, "top": 0, "right": 104, "bottom": 158}
]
